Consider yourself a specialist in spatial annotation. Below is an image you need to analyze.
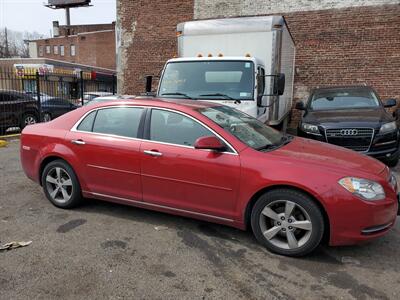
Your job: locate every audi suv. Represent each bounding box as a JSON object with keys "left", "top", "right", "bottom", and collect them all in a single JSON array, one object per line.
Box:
[{"left": 296, "top": 86, "right": 400, "bottom": 166}]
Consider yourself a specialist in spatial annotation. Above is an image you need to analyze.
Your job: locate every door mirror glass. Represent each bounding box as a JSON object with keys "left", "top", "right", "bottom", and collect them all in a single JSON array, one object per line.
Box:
[
  {"left": 384, "top": 98, "right": 396, "bottom": 108},
  {"left": 295, "top": 101, "right": 306, "bottom": 110},
  {"left": 194, "top": 136, "right": 226, "bottom": 151},
  {"left": 274, "top": 73, "right": 285, "bottom": 96}
]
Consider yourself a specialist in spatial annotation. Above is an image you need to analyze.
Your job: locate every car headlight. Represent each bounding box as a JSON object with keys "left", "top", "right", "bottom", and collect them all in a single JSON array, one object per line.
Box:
[
  {"left": 301, "top": 123, "right": 320, "bottom": 135},
  {"left": 339, "top": 177, "right": 385, "bottom": 201},
  {"left": 379, "top": 121, "right": 397, "bottom": 134}
]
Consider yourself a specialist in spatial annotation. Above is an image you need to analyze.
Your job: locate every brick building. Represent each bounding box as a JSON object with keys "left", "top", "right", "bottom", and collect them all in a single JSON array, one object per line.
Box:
[
  {"left": 116, "top": 0, "right": 400, "bottom": 126},
  {"left": 29, "top": 22, "right": 116, "bottom": 70}
]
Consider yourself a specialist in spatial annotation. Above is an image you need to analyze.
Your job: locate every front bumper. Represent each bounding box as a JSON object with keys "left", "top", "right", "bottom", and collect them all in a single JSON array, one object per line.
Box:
[
  {"left": 298, "top": 128, "right": 399, "bottom": 160},
  {"left": 327, "top": 190, "right": 398, "bottom": 246}
]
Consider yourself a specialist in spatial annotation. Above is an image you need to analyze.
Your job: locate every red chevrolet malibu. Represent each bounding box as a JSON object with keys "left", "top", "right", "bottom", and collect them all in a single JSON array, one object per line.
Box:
[{"left": 20, "top": 98, "right": 398, "bottom": 256}]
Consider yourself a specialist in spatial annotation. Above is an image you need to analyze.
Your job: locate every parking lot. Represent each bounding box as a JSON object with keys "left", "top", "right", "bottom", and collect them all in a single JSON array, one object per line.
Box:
[{"left": 1, "top": 139, "right": 400, "bottom": 299}]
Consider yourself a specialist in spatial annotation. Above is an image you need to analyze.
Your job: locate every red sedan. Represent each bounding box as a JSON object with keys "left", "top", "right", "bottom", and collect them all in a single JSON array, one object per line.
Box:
[{"left": 20, "top": 98, "right": 398, "bottom": 256}]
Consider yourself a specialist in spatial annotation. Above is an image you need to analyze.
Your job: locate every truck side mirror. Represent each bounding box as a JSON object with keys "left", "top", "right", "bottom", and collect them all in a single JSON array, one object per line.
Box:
[{"left": 274, "top": 73, "right": 285, "bottom": 96}]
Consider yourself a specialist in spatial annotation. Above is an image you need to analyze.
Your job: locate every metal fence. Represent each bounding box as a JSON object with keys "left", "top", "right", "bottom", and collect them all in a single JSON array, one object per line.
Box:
[{"left": 0, "top": 67, "right": 116, "bottom": 135}]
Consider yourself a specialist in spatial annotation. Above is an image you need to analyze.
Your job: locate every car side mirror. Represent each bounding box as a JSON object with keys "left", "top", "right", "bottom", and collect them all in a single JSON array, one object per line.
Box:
[
  {"left": 295, "top": 101, "right": 306, "bottom": 110},
  {"left": 194, "top": 136, "right": 226, "bottom": 152},
  {"left": 274, "top": 73, "right": 285, "bottom": 96},
  {"left": 384, "top": 98, "right": 397, "bottom": 108}
]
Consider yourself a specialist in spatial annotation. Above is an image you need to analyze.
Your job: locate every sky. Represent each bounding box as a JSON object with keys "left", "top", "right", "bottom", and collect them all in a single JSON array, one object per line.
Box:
[{"left": 0, "top": 0, "right": 116, "bottom": 35}]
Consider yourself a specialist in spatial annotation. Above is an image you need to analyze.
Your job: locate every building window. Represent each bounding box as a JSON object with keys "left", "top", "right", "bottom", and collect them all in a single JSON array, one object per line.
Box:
[
  {"left": 60, "top": 45, "right": 65, "bottom": 56},
  {"left": 53, "top": 45, "right": 58, "bottom": 55},
  {"left": 46, "top": 45, "right": 51, "bottom": 54},
  {"left": 39, "top": 46, "right": 44, "bottom": 57},
  {"left": 70, "top": 44, "right": 76, "bottom": 56}
]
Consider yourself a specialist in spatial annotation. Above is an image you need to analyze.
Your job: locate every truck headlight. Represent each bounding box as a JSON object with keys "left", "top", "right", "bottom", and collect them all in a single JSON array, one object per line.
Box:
[
  {"left": 339, "top": 177, "right": 385, "bottom": 201},
  {"left": 379, "top": 121, "right": 397, "bottom": 134},
  {"left": 301, "top": 123, "right": 320, "bottom": 135}
]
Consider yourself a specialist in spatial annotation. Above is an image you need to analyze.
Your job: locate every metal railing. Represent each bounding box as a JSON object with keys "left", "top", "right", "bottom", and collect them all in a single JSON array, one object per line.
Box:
[{"left": 0, "top": 67, "right": 116, "bottom": 135}]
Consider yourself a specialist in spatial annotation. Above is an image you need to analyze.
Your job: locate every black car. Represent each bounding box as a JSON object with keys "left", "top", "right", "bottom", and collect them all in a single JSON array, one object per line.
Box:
[
  {"left": 0, "top": 90, "right": 39, "bottom": 135},
  {"left": 296, "top": 86, "right": 399, "bottom": 166},
  {"left": 41, "top": 97, "right": 77, "bottom": 122}
]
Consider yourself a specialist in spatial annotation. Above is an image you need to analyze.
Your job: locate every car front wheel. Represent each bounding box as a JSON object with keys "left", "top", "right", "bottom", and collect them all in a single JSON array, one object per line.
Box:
[
  {"left": 21, "top": 113, "right": 38, "bottom": 129},
  {"left": 251, "top": 189, "right": 324, "bottom": 257},
  {"left": 41, "top": 160, "right": 83, "bottom": 208}
]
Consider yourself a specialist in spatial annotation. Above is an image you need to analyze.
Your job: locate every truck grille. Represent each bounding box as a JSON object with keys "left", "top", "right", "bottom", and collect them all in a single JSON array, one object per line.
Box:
[{"left": 325, "top": 128, "right": 374, "bottom": 152}]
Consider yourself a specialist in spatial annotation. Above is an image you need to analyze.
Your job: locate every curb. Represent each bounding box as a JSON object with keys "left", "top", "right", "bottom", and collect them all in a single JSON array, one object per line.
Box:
[
  {"left": 0, "top": 140, "right": 8, "bottom": 148},
  {"left": 0, "top": 133, "right": 21, "bottom": 140}
]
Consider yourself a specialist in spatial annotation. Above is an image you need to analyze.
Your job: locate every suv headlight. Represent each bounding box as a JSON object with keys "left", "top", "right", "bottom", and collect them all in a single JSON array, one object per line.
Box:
[
  {"left": 339, "top": 177, "right": 385, "bottom": 201},
  {"left": 301, "top": 123, "right": 320, "bottom": 135},
  {"left": 379, "top": 121, "right": 397, "bottom": 134}
]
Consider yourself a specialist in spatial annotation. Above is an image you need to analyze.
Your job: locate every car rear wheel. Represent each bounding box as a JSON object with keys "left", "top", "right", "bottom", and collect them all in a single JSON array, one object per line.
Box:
[
  {"left": 21, "top": 113, "right": 38, "bottom": 129},
  {"left": 251, "top": 189, "right": 324, "bottom": 257},
  {"left": 43, "top": 113, "right": 52, "bottom": 122},
  {"left": 41, "top": 160, "right": 83, "bottom": 208}
]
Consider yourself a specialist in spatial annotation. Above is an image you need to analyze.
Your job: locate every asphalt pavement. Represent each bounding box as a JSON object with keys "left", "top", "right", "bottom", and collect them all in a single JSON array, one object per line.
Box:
[{"left": 1, "top": 139, "right": 399, "bottom": 299}]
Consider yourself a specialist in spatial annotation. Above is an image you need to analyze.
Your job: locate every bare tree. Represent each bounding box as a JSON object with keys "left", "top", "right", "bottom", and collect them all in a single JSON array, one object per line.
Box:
[{"left": 0, "top": 28, "right": 46, "bottom": 58}]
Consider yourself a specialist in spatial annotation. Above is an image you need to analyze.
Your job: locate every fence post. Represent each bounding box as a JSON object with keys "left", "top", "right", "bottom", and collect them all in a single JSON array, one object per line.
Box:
[
  {"left": 112, "top": 74, "right": 116, "bottom": 95},
  {"left": 35, "top": 71, "right": 41, "bottom": 122},
  {"left": 80, "top": 70, "right": 84, "bottom": 106}
]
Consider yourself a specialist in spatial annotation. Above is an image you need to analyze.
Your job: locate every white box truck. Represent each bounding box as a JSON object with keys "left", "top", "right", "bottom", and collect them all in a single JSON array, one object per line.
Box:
[{"left": 146, "top": 16, "right": 295, "bottom": 127}]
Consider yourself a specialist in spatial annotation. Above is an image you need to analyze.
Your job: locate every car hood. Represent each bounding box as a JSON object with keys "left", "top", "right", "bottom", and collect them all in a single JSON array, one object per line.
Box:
[
  {"left": 304, "top": 108, "right": 393, "bottom": 126},
  {"left": 269, "top": 137, "right": 387, "bottom": 176}
]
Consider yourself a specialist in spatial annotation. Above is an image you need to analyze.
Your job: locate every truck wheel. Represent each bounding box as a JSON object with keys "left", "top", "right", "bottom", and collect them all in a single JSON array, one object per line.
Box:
[
  {"left": 41, "top": 160, "right": 83, "bottom": 208},
  {"left": 251, "top": 189, "right": 324, "bottom": 257}
]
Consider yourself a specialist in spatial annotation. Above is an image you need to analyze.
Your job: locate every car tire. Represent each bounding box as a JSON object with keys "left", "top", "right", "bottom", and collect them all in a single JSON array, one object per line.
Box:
[
  {"left": 41, "top": 160, "right": 83, "bottom": 209},
  {"left": 251, "top": 189, "right": 324, "bottom": 257},
  {"left": 43, "top": 113, "right": 52, "bottom": 122},
  {"left": 21, "top": 113, "right": 38, "bottom": 129}
]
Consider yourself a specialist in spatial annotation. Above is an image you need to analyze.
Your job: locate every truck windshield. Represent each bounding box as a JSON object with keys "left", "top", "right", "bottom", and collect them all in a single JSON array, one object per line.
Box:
[
  {"left": 159, "top": 61, "right": 254, "bottom": 101},
  {"left": 310, "top": 88, "right": 380, "bottom": 111},
  {"left": 198, "top": 105, "right": 285, "bottom": 150}
]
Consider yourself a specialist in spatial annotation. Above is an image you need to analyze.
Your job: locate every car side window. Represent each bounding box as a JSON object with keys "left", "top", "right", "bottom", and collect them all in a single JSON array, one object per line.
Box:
[
  {"left": 149, "top": 109, "right": 214, "bottom": 147},
  {"left": 77, "top": 111, "right": 97, "bottom": 132},
  {"left": 92, "top": 107, "right": 143, "bottom": 138}
]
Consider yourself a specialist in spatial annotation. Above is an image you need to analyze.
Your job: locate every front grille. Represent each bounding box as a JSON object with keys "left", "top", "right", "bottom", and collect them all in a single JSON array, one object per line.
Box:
[{"left": 325, "top": 128, "right": 374, "bottom": 152}]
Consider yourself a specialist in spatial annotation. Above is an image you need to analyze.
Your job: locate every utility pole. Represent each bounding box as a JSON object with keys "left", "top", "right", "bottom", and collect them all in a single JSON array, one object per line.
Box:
[{"left": 4, "top": 27, "right": 10, "bottom": 58}]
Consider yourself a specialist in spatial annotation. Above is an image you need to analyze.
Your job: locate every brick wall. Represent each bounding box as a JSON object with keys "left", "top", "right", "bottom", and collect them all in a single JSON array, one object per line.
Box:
[
  {"left": 117, "top": 1, "right": 400, "bottom": 127},
  {"left": 34, "top": 30, "right": 116, "bottom": 70},
  {"left": 116, "top": 0, "right": 194, "bottom": 94}
]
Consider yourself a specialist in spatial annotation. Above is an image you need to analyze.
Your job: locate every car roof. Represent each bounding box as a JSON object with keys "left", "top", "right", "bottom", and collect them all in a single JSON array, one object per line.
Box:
[
  {"left": 88, "top": 97, "right": 223, "bottom": 111},
  {"left": 312, "top": 86, "right": 374, "bottom": 92}
]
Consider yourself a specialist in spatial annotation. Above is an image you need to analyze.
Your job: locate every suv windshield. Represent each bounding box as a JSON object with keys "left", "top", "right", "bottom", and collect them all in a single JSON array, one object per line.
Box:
[
  {"left": 198, "top": 105, "right": 286, "bottom": 150},
  {"left": 159, "top": 61, "right": 254, "bottom": 101},
  {"left": 310, "top": 88, "right": 380, "bottom": 111}
]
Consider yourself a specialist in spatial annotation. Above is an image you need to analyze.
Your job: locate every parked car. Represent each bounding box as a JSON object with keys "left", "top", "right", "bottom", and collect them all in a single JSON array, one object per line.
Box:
[
  {"left": 84, "top": 95, "right": 136, "bottom": 106},
  {"left": 296, "top": 86, "right": 399, "bottom": 166},
  {"left": 41, "top": 97, "right": 78, "bottom": 122},
  {"left": 20, "top": 99, "right": 398, "bottom": 257},
  {"left": 0, "top": 90, "right": 39, "bottom": 135},
  {"left": 25, "top": 91, "right": 52, "bottom": 101},
  {"left": 80, "top": 92, "right": 114, "bottom": 105}
]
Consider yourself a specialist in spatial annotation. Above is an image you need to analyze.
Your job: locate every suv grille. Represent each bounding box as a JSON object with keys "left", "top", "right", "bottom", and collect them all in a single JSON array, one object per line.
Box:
[{"left": 325, "top": 128, "right": 374, "bottom": 152}]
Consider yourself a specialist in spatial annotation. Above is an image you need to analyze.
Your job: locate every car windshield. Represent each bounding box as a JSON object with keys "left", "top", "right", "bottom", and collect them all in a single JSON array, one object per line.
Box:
[
  {"left": 310, "top": 88, "right": 380, "bottom": 110},
  {"left": 159, "top": 61, "right": 254, "bottom": 101},
  {"left": 197, "top": 105, "right": 286, "bottom": 150}
]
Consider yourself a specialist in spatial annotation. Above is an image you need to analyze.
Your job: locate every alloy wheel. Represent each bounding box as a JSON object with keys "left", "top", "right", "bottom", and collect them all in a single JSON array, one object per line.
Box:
[
  {"left": 45, "top": 167, "right": 73, "bottom": 204},
  {"left": 43, "top": 113, "right": 51, "bottom": 122},
  {"left": 24, "top": 115, "right": 37, "bottom": 125},
  {"left": 259, "top": 200, "right": 312, "bottom": 250}
]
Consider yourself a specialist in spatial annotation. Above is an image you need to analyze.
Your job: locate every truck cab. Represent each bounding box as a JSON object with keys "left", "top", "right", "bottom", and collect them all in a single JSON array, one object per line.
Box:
[{"left": 149, "top": 16, "right": 295, "bottom": 128}]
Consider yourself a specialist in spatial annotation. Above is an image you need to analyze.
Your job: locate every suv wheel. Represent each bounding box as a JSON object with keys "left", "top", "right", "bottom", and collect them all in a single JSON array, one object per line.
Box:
[
  {"left": 41, "top": 160, "right": 83, "bottom": 208},
  {"left": 251, "top": 189, "right": 324, "bottom": 257}
]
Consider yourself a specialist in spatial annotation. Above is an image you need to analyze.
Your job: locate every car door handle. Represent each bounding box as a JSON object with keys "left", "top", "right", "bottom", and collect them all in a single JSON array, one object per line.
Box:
[
  {"left": 144, "top": 150, "right": 162, "bottom": 157},
  {"left": 71, "top": 139, "right": 86, "bottom": 145}
]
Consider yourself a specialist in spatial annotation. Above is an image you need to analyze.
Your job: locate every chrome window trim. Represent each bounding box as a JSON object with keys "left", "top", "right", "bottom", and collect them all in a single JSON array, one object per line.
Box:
[{"left": 70, "top": 105, "right": 238, "bottom": 155}]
